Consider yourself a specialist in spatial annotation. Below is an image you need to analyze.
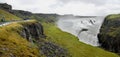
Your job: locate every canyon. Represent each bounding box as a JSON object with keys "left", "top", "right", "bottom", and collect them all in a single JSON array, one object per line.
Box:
[
  {"left": 0, "top": 3, "right": 119, "bottom": 57},
  {"left": 57, "top": 16, "right": 104, "bottom": 46}
]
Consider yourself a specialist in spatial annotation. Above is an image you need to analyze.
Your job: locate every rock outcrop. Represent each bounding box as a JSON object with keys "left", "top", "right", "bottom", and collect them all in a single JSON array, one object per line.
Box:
[
  {"left": 10, "top": 10, "right": 33, "bottom": 19},
  {"left": 98, "top": 14, "right": 120, "bottom": 54},
  {"left": 20, "top": 22, "right": 45, "bottom": 42},
  {"left": 19, "top": 21, "right": 70, "bottom": 57},
  {"left": 38, "top": 41, "right": 71, "bottom": 57},
  {"left": 0, "top": 3, "right": 12, "bottom": 12}
]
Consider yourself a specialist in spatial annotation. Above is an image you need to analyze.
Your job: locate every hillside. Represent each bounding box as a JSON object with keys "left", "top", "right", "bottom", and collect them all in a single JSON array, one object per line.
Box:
[
  {"left": 42, "top": 23, "right": 119, "bottom": 57},
  {"left": 0, "top": 3, "right": 119, "bottom": 57},
  {"left": 0, "top": 20, "right": 119, "bottom": 57},
  {"left": 0, "top": 9, "right": 21, "bottom": 21},
  {"left": 98, "top": 14, "right": 120, "bottom": 54},
  {"left": 0, "top": 21, "right": 41, "bottom": 57}
]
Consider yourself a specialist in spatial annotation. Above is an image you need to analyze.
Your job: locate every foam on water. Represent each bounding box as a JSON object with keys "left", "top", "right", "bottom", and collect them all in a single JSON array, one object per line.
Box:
[{"left": 57, "top": 16, "right": 104, "bottom": 46}]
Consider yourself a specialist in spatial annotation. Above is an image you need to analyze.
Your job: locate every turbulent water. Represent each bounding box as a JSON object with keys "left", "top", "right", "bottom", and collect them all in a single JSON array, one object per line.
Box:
[{"left": 57, "top": 16, "right": 104, "bottom": 46}]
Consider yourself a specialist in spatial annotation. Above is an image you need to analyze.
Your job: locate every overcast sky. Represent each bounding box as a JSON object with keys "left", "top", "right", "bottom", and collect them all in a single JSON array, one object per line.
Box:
[{"left": 0, "top": 0, "right": 120, "bottom": 16}]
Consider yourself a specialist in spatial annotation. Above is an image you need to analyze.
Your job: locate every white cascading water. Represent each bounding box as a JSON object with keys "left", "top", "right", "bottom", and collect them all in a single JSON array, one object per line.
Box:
[{"left": 57, "top": 16, "right": 104, "bottom": 46}]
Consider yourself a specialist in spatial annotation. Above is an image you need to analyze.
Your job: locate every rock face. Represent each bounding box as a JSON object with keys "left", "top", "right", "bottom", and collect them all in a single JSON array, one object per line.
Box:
[
  {"left": 98, "top": 14, "right": 120, "bottom": 54},
  {"left": 19, "top": 22, "right": 69, "bottom": 57},
  {"left": 0, "top": 3, "right": 12, "bottom": 12},
  {"left": 20, "top": 22, "right": 45, "bottom": 42},
  {"left": 38, "top": 41, "right": 70, "bottom": 57},
  {"left": 10, "top": 10, "right": 33, "bottom": 19}
]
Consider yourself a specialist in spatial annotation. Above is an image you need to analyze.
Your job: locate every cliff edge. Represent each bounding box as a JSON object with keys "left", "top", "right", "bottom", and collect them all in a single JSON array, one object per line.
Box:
[{"left": 98, "top": 14, "right": 120, "bottom": 54}]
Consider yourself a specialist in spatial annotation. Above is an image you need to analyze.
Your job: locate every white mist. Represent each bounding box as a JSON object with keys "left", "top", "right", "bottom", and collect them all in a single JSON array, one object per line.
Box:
[{"left": 57, "top": 16, "right": 104, "bottom": 46}]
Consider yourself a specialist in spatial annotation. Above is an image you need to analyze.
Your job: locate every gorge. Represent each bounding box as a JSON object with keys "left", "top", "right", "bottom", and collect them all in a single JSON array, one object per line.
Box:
[
  {"left": 57, "top": 15, "right": 120, "bottom": 54},
  {"left": 57, "top": 16, "right": 105, "bottom": 46},
  {"left": 0, "top": 3, "right": 119, "bottom": 57}
]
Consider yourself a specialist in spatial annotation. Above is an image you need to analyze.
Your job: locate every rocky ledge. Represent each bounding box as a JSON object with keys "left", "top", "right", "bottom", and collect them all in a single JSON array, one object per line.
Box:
[
  {"left": 98, "top": 14, "right": 120, "bottom": 54},
  {"left": 19, "top": 21, "right": 70, "bottom": 57}
]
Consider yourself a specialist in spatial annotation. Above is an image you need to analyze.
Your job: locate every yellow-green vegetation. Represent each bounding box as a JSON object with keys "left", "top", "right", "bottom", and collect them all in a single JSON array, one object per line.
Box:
[
  {"left": 108, "top": 27, "right": 120, "bottom": 37},
  {"left": 106, "top": 14, "right": 120, "bottom": 20},
  {"left": 0, "top": 22, "right": 41, "bottom": 57},
  {"left": 0, "top": 9, "right": 21, "bottom": 21},
  {"left": 19, "top": 19, "right": 38, "bottom": 25},
  {"left": 43, "top": 23, "right": 119, "bottom": 57}
]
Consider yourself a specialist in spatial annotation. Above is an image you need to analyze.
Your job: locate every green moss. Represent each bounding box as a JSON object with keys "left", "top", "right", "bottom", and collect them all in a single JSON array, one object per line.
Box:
[
  {"left": 42, "top": 23, "right": 119, "bottom": 57},
  {"left": 0, "top": 9, "right": 21, "bottom": 21}
]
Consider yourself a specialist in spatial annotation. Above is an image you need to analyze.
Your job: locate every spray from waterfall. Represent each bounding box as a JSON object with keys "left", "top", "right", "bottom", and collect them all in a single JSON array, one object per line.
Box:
[{"left": 56, "top": 16, "right": 105, "bottom": 46}]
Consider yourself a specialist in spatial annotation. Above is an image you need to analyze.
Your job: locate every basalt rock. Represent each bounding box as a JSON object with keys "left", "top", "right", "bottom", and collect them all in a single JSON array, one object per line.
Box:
[
  {"left": 0, "top": 3, "right": 12, "bottom": 12},
  {"left": 98, "top": 14, "right": 120, "bottom": 54},
  {"left": 19, "top": 22, "right": 70, "bottom": 57},
  {"left": 20, "top": 22, "right": 45, "bottom": 42},
  {"left": 38, "top": 41, "right": 71, "bottom": 57},
  {"left": 10, "top": 10, "right": 33, "bottom": 19}
]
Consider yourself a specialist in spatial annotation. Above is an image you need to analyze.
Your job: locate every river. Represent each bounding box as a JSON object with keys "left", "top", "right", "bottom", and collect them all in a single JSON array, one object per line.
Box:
[{"left": 57, "top": 16, "right": 104, "bottom": 46}]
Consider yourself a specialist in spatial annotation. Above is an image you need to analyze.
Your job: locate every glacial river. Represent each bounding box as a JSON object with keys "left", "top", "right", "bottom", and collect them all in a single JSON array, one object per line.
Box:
[{"left": 57, "top": 16, "right": 104, "bottom": 46}]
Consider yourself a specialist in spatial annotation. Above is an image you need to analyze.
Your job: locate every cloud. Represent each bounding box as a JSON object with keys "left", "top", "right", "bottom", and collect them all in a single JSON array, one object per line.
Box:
[
  {"left": 57, "top": 0, "right": 120, "bottom": 6},
  {"left": 52, "top": 0, "right": 120, "bottom": 16},
  {"left": 0, "top": 0, "right": 120, "bottom": 16},
  {"left": 57, "top": 0, "right": 106, "bottom": 5},
  {"left": 0, "top": 0, "right": 4, "bottom": 2}
]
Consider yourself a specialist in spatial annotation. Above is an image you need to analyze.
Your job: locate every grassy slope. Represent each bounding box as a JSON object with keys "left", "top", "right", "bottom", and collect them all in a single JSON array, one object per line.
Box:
[
  {"left": 0, "top": 9, "right": 40, "bottom": 57},
  {"left": 0, "top": 9, "right": 119, "bottom": 57},
  {"left": 43, "top": 23, "right": 119, "bottom": 57},
  {"left": 0, "top": 22, "right": 42, "bottom": 57},
  {"left": 106, "top": 14, "right": 120, "bottom": 20},
  {"left": 0, "top": 9, "right": 21, "bottom": 21},
  {"left": 0, "top": 9, "right": 45, "bottom": 57}
]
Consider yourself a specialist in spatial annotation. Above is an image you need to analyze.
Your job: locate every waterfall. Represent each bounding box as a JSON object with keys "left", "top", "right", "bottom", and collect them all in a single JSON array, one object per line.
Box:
[{"left": 57, "top": 16, "right": 104, "bottom": 46}]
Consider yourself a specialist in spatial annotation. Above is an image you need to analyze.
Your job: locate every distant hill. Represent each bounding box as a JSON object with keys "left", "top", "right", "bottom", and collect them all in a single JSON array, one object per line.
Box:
[
  {"left": 0, "top": 3, "right": 12, "bottom": 12},
  {"left": 0, "top": 3, "right": 97, "bottom": 23},
  {"left": 0, "top": 3, "right": 119, "bottom": 57},
  {"left": 0, "top": 9, "right": 21, "bottom": 21}
]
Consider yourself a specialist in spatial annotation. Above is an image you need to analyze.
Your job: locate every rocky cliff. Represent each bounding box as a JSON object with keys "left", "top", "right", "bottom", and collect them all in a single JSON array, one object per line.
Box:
[
  {"left": 19, "top": 21, "right": 69, "bottom": 57},
  {"left": 0, "top": 3, "right": 12, "bottom": 12},
  {"left": 20, "top": 22, "right": 45, "bottom": 42},
  {"left": 98, "top": 14, "right": 120, "bottom": 54}
]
